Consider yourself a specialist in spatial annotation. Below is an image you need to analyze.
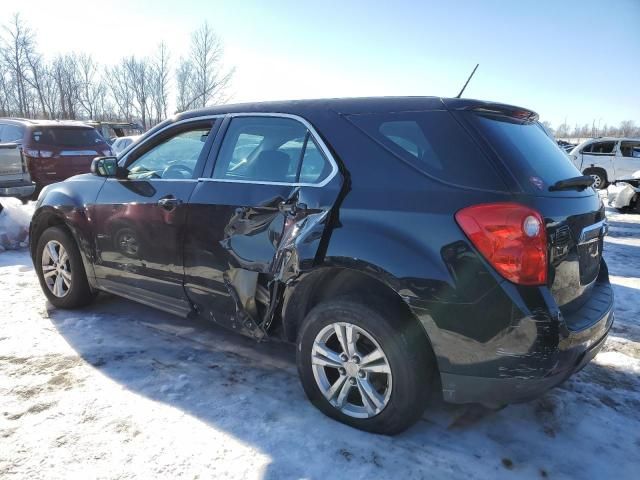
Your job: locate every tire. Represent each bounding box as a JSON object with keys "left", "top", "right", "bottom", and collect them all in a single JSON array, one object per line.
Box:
[
  {"left": 584, "top": 168, "right": 607, "bottom": 189},
  {"left": 296, "top": 298, "right": 434, "bottom": 435},
  {"left": 35, "top": 226, "right": 95, "bottom": 309}
]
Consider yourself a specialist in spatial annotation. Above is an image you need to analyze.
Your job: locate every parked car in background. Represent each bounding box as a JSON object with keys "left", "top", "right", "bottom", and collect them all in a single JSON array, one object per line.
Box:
[
  {"left": 30, "top": 97, "right": 613, "bottom": 435},
  {"left": 0, "top": 119, "right": 112, "bottom": 195},
  {"left": 86, "top": 121, "right": 144, "bottom": 145},
  {"left": 0, "top": 120, "right": 35, "bottom": 200},
  {"left": 111, "top": 135, "right": 141, "bottom": 155},
  {"left": 557, "top": 139, "right": 577, "bottom": 153},
  {"left": 569, "top": 137, "right": 640, "bottom": 189}
]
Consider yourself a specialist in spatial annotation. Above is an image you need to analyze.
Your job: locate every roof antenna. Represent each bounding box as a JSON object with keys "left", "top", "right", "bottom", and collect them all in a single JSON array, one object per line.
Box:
[{"left": 456, "top": 63, "right": 479, "bottom": 98}]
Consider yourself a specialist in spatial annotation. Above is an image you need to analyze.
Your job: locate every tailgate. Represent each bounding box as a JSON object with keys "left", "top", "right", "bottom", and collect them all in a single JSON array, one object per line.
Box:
[
  {"left": 0, "top": 143, "right": 27, "bottom": 179},
  {"left": 536, "top": 194, "right": 607, "bottom": 316}
]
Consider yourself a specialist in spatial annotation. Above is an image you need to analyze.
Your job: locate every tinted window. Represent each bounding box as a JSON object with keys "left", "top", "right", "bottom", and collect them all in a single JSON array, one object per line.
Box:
[
  {"left": 465, "top": 112, "right": 582, "bottom": 192},
  {"left": 620, "top": 141, "right": 640, "bottom": 158},
  {"left": 213, "top": 116, "right": 331, "bottom": 184},
  {"left": 347, "top": 110, "right": 506, "bottom": 190},
  {"left": 127, "top": 126, "right": 211, "bottom": 180},
  {"left": 31, "top": 127, "right": 104, "bottom": 147}
]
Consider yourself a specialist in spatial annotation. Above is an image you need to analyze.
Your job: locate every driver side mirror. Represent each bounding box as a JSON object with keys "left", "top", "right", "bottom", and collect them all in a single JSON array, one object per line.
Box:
[{"left": 91, "top": 156, "right": 121, "bottom": 177}]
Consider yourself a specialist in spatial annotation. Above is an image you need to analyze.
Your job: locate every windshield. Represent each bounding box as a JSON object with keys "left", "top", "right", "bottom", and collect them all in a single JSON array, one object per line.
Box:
[
  {"left": 464, "top": 112, "right": 584, "bottom": 195},
  {"left": 31, "top": 127, "right": 106, "bottom": 147}
]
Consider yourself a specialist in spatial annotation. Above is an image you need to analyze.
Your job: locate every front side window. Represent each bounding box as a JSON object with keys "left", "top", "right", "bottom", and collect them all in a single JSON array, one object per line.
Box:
[
  {"left": 127, "top": 125, "right": 212, "bottom": 180},
  {"left": 213, "top": 116, "right": 332, "bottom": 184},
  {"left": 586, "top": 141, "right": 616, "bottom": 155}
]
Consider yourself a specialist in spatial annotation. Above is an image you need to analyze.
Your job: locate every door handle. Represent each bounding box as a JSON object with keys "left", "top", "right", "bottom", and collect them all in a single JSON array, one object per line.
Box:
[{"left": 158, "top": 195, "right": 181, "bottom": 211}]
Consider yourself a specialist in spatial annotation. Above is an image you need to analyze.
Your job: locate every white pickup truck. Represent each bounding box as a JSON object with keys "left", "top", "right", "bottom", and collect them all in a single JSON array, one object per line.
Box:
[
  {"left": 569, "top": 137, "right": 640, "bottom": 189},
  {"left": 0, "top": 122, "right": 35, "bottom": 200}
]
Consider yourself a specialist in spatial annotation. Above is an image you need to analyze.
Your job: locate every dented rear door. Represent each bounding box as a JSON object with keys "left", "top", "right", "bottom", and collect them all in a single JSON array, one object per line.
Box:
[{"left": 183, "top": 114, "right": 342, "bottom": 338}]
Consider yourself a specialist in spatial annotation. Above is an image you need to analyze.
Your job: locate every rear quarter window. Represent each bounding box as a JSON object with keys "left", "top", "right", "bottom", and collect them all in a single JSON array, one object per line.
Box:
[{"left": 346, "top": 110, "right": 507, "bottom": 191}]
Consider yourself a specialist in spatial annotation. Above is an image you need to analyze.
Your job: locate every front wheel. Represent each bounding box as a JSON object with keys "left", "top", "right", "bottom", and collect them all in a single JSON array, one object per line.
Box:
[
  {"left": 296, "top": 299, "right": 434, "bottom": 435},
  {"left": 35, "top": 226, "right": 95, "bottom": 309}
]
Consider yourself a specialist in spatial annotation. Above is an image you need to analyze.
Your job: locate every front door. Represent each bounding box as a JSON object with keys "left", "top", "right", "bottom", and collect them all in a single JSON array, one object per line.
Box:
[
  {"left": 183, "top": 114, "right": 342, "bottom": 337},
  {"left": 92, "top": 118, "right": 220, "bottom": 316},
  {"left": 579, "top": 140, "right": 616, "bottom": 179}
]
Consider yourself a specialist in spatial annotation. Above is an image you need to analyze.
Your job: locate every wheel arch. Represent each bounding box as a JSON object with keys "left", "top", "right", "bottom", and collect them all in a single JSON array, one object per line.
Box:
[
  {"left": 583, "top": 166, "right": 609, "bottom": 189},
  {"left": 279, "top": 264, "right": 440, "bottom": 371},
  {"left": 30, "top": 202, "right": 97, "bottom": 288}
]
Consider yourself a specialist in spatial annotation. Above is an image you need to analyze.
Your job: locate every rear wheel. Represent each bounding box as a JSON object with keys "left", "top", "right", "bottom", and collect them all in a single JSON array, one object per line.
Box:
[
  {"left": 35, "top": 226, "right": 95, "bottom": 309},
  {"left": 584, "top": 168, "right": 607, "bottom": 189},
  {"left": 296, "top": 298, "right": 433, "bottom": 435}
]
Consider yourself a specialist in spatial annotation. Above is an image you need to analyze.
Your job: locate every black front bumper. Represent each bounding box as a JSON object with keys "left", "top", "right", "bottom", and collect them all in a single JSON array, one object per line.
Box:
[{"left": 439, "top": 281, "right": 614, "bottom": 406}]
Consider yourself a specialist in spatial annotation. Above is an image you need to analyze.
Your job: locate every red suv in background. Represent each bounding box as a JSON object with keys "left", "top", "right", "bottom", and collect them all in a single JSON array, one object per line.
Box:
[{"left": 0, "top": 119, "right": 112, "bottom": 196}]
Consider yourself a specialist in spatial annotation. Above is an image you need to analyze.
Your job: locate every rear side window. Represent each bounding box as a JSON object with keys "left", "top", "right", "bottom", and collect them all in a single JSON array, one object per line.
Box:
[
  {"left": 31, "top": 127, "right": 105, "bottom": 147},
  {"left": 620, "top": 141, "right": 640, "bottom": 158},
  {"left": 346, "top": 110, "right": 506, "bottom": 191},
  {"left": 213, "top": 116, "right": 332, "bottom": 184},
  {"left": 464, "top": 112, "right": 582, "bottom": 193},
  {"left": 0, "top": 124, "right": 24, "bottom": 142}
]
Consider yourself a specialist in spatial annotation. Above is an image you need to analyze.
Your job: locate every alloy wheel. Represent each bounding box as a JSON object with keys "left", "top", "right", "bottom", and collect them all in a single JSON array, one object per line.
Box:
[
  {"left": 41, "top": 240, "right": 72, "bottom": 298},
  {"left": 311, "top": 322, "right": 392, "bottom": 418}
]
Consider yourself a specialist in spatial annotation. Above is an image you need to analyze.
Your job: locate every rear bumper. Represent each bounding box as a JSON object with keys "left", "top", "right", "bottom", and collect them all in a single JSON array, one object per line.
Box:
[
  {"left": 0, "top": 182, "right": 35, "bottom": 199},
  {"left": 438, "top": 282, "right": 614, "bottom": 406},
  {"left": 440, "top": 315, "right": 611, "bottom": 405}
]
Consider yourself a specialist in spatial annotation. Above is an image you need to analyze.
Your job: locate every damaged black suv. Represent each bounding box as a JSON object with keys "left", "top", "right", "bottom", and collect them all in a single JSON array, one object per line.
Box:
[{"left": 30, "top": 97, "right": 614, "bottom": 434}]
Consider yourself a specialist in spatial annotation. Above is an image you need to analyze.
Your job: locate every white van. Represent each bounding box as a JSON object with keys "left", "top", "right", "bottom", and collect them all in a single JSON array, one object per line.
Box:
[{"left": 570, "top": 137, "right": 640, "bottom": 189}]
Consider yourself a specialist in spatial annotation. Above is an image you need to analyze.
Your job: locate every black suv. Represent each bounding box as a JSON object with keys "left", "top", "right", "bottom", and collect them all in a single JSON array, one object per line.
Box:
[{"left": 30, "top": 97, "right": 614, "bottom": 434}]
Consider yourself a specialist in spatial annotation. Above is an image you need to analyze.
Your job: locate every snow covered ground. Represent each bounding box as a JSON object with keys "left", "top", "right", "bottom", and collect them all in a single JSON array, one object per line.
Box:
[{"left": 0, "top": 203, "right": 639, "bottom": 479}]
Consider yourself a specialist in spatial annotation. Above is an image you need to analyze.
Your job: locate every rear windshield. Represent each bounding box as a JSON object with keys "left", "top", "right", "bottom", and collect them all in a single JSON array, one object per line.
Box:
[
  {"left": 31, "top": 127, "right": 105, "bottom": 147},
  {"left": 346, "top": 110, "right": 507, "bottom": 191},
  {"left": 464, "top": 112, "right": 584, "bottom": 194}
]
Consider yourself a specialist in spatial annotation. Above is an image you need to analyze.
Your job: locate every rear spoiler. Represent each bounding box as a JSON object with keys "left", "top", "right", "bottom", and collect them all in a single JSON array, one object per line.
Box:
[{"left": 442, "top": 99, "right": 539, "bottom": 123}]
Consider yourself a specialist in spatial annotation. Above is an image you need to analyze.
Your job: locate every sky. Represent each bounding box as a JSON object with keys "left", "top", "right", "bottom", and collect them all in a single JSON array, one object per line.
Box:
[{"left": 3, "top": 0, "right": 639, "bottom": 127}]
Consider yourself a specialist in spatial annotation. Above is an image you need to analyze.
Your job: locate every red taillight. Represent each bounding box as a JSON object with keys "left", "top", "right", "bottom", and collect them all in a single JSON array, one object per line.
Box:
[
  {"left": 455, "top": 202, "right": 547, "bottom": 285},
  {"left": 24, "top": 148, "right": 53, "bottom": 158}
]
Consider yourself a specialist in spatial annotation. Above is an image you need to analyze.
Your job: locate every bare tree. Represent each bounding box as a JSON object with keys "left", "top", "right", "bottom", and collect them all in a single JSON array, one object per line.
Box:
[
  {"left": 1, "top": 13, "right": 35, "bottom": 116},
  {"left": 149, "top": 42, "right": 170, "bottom": 125},
  {"left": 175, "top": 57, "right": 193, "bottom": 113},
  {"left": 555, "top": 122, "right": 570, "bottom": 138},
  {"left": 619, "top": 120, "right": 636, "bottom": 137},
  {"left": 106, "top": 62, "right": 130, "bottom": 121},
  {"left": 0, "top": 14, "right": 235, "bottom": 124},
  {"left": 175, "top": 22, "right": 233, "bottom": 112},
  {"left": 123, "top": 56, "right": 153, "bottom": 128},
  {"left": 51, "top": 54, "right": 81, "bottom": 119},
  {"left": 77, "top": 54, "right": 104, "bottom": 119}
]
